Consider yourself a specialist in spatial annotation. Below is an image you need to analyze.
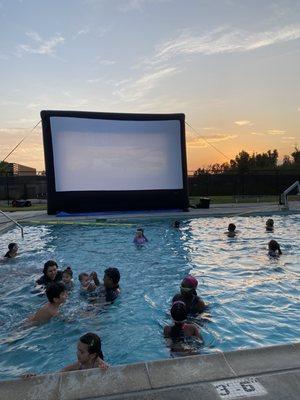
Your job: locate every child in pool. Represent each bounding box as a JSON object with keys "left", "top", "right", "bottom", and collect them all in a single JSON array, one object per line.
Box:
[
  {"left": 133, "top": 228, "right": 148, "bottom": 245},
  {"left": 27, "top": 282, "right": 68, "bottom": 325},
  {"left": 266, "top": 219, "right": 274, "bottom": 232},
  {"left": 164, "top": 301, "right": 201, "bottom": 353},
  {"left": 79, "top": 271, "right": 100, "bottom": 294},
  {"left": 4, "top": 242, "right": 18, "bottom": 258},
  {"left": 226, "top": 223, "right": 237, "bottom": 237},
  {"left": 102, "top": 267, "right": 121, "bottom": 302},
  {"left": 62, "top": 332, "right": 108, "bottom": 372},
  {"left": 62, "top": 267, "right": 74, "bottom": 291},
  {"left": 173, "top": 221, "right": 180, "bottom": 228},
  {"left": 172, "top": 275, "right": 206, "bottom": 316},
  {"left": 268, "top": 240, "right": 282, "bottom": 257}
]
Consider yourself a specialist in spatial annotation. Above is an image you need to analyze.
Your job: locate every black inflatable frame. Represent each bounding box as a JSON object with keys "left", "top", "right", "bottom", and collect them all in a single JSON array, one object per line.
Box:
[{"left": 41, "top": 110, "right": 189, "bottom": 215}]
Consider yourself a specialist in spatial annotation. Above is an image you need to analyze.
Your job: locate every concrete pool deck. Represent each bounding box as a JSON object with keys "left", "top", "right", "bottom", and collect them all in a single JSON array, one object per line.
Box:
[
  {"left": 1, "top": 202, "right": 300, "bottom": 399},
  {"left": 1, "top": 342, "right": 300, "bottom": 400},
  {"left": 1, "top": 201, "right": 300, "bottom": 230}
]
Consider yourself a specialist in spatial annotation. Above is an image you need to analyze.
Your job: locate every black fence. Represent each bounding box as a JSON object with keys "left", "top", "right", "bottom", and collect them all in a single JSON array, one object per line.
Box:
[
  {"left": 0, "top": 176, "right": 47, "bottom": 201},
  {"left": 189, "top": 171, "right": 300, "bottom": 196},
  {"left": 0, "top": 172, "right": 300, "bottom": 201}
]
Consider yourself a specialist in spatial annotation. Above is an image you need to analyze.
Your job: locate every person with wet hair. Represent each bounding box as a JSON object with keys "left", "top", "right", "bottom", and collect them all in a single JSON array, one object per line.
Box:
[
  {"left": 4, "top": 242, "right": 18, "bottom": 258},
  {"left": 164, "top": 301, "right": 201, "bottom": 353},
  {"left": 36, "top": 260, "right": 63, "bottom": 287},
  {"left": 266, "top": 218, "right": 274, "bottom": 232},
  {"left": 172, "top": 275, "right": 206, "bottom": 316},
  {"left": 61, "top": 333, "right": 108, "bottom": 372},
  {"left": 268, "top": 240, "right": 282, "bottom": 257},
  {"left": 103, "top": 267, "right": 120, "bottom": 302},
  {"left": 27, "top": 282, "right": 68, "bottom": 325},
  {"left": 62, "top": 267, "right": 74, "bottom": 291},
  {"left": 226, "top": 223, "right": 237, "bottom": 237},
  {"left": 173, "top": 221, "right": 180, "bottom": 228}
]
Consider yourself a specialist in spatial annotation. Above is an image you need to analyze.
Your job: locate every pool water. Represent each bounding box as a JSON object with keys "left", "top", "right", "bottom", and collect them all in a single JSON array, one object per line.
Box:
[{"left": 0, "top": 215, "right": 299, "bottom": 379}]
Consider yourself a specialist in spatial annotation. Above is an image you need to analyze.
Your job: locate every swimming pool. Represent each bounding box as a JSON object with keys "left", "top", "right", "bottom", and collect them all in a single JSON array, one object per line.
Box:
[{"left": 0, "top": 214, "right": 299, "bottom": 379}]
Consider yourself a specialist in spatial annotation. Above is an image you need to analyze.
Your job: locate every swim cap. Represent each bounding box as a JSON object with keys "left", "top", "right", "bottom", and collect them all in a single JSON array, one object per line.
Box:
[{"left": 182, "top": 275, "right": 198, "bottom": 288}]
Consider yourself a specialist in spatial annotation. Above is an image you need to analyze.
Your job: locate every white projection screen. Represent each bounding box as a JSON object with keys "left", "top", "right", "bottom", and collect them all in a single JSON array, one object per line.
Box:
[{"left": 41, "top": 111, "right": 188, "bottom": 214}]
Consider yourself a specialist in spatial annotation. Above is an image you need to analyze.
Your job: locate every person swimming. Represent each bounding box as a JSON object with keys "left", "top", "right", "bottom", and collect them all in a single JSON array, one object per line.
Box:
[
  {"left": 61, "top": 332, "right": 108, "bottom": 372},
  {"left": 4, "top": 242, "right": 18, "bottom": 258},
  {"left": 164, "top": 301, "right": 201, "bottom": 354},
  {"left": 268, "top": 240, "right": 282, "bottom": 257},
  {"left": 226, "top": 223, "right": 237, "bottom": 237},
  {"left": 173, "top": 221, "right": 180, "bottom": 228},
  {"left": 27, "top": 282, "right": 68, "bottom": 325},
  {"left": 172, "top": 275, "right": 206, "bottom": 316},
  {"left": 62, "top": 267, "right": 74, "bottom": 291},
  {"left": 102, "top": 267, "right": 121, "bottom": 302},
  {"left": 36, "top": 260, "right": 63, "bottom": 287},
  {"left": 266, "top": 218, "right": 274, "bottom": 232},
  {"left": 133, "top": 228, "right": 148, "bottom": 245}
]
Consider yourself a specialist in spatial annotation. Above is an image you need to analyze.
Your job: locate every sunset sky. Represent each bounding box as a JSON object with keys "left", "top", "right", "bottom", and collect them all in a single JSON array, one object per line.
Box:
[{"left": 0, "top": 0, "right": 299, "bottom": 173}]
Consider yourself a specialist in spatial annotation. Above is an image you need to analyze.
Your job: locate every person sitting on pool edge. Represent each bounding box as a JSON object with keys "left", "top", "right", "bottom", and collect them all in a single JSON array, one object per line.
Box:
[
  {"left": 164, "top": 301, "right": 201, "bottom": 351},
  {"left": 61, "top": 332, "right": 108, "bottom": 372},
  {"left": 226, "top": 223, "right": 237, "bottom": 237},
  {"left": 268, "top": 240, "right": 282, "bottom": 257},
  {"left": 4, "top": 242, "right": 18, "bottom": 258},
  {"left": 133, "top": 228, "right": 148, "bottom": 245},
  {"left": 36, "top": 260, "right": 64, "bottom": 287},
  {"left": 27, "top": 282, "right": 68, "bottom": 325},
  {"left": 172, "top": 275, "right": 206, "bottom": 316},
  {"left": 266, "top": 218, "right": 274, "bottom": 232}
]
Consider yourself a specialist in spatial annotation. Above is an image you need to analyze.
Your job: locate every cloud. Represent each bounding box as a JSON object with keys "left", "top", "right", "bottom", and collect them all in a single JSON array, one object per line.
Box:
[
  {"left": 251, "top": 132, "right": 265, "bottom": 136},
  {"left": 235, "top": 120, "right": 252, "bottom": 126},
  {"left": 117, "top": 0, "right": 171, "bottom": 12},
  {"left": 148, "top": 25, "right": 300, "bottom": 65},
  {"left": 281, "top": 136, "right": 295, "bottom": 141},
  {"left": 113, "top": 66, "right": 180, "bottom": 101},
  {"left": 95, "top": 58, "right": 116, "bottom": 65},
  {"left": 267, "top": 129, "right": 286, "bottom": 135},
  {"left": 87, "top": 78, "right": 103, "bottom": 83},
  {"left": 16, "top": 31, "right": 65, "bottom": 57},
  {"left": 187, "top": 133, "right": 237, "bottom": 148},
  {"left": 73, "top": 28, "right": 90, "bottom": 39}
]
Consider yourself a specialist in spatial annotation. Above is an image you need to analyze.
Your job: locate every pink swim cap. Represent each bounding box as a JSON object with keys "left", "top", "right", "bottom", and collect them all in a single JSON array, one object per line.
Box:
[{"left": 182, "top": 275, "right": 198, "bottom": 288}]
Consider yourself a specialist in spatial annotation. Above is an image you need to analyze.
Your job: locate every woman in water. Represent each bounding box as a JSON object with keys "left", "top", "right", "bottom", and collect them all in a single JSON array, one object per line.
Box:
[
  {"left": 62, "top": 332, "right": 108, "bottom": 372},
  {"left": 36, "top": 260, "right": 63, "bottom": 287},
  {"left": 164, "top": 301, "right": 201, "bottom": 353},
  {"left": 172, "top": 275, "right": 206, "bottom": 316}
]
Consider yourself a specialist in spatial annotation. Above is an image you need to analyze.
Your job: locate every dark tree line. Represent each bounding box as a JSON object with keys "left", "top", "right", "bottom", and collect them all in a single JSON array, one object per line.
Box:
[{"left": 194, "top": 147, "right": 300, "bottom": 175}]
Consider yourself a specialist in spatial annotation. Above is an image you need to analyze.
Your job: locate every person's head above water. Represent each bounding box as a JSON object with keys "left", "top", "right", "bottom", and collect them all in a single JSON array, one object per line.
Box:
[
  {"left": 78, "top": 272, "right": 90, "bottom": 285},
  {"left": 46, "top": 282, "right": 67, "bottom": 304},
  {"left": 173, "top": 221, "right": 180, "bottom": 228},
  {"left": 77, "top": 332, "right": 104, "bottom": 363},
  {"left": 171, "top": 301, "right": 187, "bottom": 323},
  {"left": 228, "top": 223, "right": 236, "bottom": 232},
  {"left": 8, "top": 242, "right": 18, "bottom": 252},
  {"left": 43, "top": 260, "right": 58, "bottom": 281},
  {"left": 62, "top": 267, "right": 73, "bottom": 283},
  {"left": 180, "top": 275, "right": 198, "bottom": 296},
  {"left": 266, "top": 219, "right": 274, "bottom": 230},
  {"left": 268, "top": 239, "right": 282, "bottom": 254},
  {"left": 104, "top": 267, "right": 120, "bottom": 289}
]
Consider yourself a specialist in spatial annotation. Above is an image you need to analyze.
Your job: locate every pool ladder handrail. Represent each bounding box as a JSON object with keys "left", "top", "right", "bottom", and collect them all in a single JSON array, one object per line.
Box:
[
  {"left": 0, "top": 209, "right": 24, "bottom": 238},
  {"left": 279, "top": 180, "right": 300, "bottom": 210}
]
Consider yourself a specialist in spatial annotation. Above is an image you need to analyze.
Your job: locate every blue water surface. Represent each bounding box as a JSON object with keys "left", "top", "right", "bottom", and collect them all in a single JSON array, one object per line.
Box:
[{"left": 0, "top": 214, "right": 299, "bottom": 379}]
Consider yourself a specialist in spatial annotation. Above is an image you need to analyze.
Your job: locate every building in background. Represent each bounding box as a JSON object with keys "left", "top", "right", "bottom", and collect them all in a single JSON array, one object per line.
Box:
[{"left": 0, "top": 162, "right": 36, "bottom": 176}]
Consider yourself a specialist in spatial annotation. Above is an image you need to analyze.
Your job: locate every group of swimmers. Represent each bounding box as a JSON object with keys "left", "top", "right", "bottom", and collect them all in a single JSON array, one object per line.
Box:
[{"left": 2, "top": 218, "right": 283, "bottom": 375}]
